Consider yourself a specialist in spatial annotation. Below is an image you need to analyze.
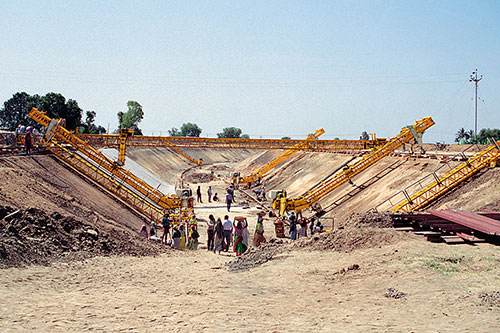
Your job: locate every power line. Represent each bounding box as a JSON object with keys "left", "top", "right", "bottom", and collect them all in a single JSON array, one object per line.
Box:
[{"left": 469, "top": 69, "right": 482, "bottom": 140}]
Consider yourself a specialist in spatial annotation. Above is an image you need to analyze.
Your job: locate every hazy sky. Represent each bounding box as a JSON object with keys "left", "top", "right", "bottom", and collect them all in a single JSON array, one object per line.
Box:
[{"left": 1, "top": 1, "right": 499, "bottom": 142}]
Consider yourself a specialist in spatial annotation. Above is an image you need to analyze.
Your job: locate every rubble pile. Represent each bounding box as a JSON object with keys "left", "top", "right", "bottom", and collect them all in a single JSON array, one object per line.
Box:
[{"left": 0, "top": 206, "right": 165, "bottom": 268}]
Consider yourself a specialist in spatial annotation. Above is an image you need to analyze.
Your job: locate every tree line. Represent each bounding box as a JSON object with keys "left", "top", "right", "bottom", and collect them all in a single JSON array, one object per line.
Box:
[
  {"left": 455, "top": 128, "right": 500, "bottom": 144},
  {"left": 0, "top": 92, "right": 251, "bottom": 138}
]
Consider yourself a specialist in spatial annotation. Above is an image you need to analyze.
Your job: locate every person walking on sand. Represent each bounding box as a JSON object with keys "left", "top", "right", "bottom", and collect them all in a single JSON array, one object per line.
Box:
[
  {"left": 233, "top": 221, "right": 247, "bottom": 256},
  {"left": 254, "top": 211, "right": 267, "bottom": 247},
  {"left": 179, "top": 224, "right": 187, "bottom": 250},
  {"left": 207, "top": 214, "right": 215, "bottom": 251},
  {"left": 214, "top": 218, "right": 224, "bottom": 254},
  {"left": 226, "top": 192, "right": 233, "bottom": 212},
  {"left": 196, "top": 186, "right": 202, "bottom": 203},
  {"left": 242, "top": 219, "right": 249, "bottom": 250},
  {"left": 161, "top": 212, "right": 171, "bottom": 244},
  {"left": 223, "top": 215, "right": 233, "bottom": 252},
  {"left": 172, "top": 227, "right": 181, "bottom": 249},
  {"left": 188, "top": 225, "right": 199, "bottom": 250},
  {"left": 207, "top": 186, "right": 213, "bottom": 203}
]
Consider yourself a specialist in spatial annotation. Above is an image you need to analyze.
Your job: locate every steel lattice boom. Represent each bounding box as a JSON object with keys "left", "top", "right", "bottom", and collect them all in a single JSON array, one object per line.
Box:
[
  {"left": 28, "top": 108, "right": 186, "bottom": 223},
  {"left": 390, "top": 142, "right": 500, "bottom": 212},
  {"left": 273, "top": 117, "right": 435, "bottom": 214}
]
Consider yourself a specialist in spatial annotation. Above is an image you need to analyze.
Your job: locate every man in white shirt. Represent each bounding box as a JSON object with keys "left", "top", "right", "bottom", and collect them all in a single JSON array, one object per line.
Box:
[{"left": 223, "top": 215, "right": 233, "bottom": 252}]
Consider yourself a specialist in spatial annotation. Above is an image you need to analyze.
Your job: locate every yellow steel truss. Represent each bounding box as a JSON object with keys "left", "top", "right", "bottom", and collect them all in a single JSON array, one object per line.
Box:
[
  {"left": 28, "top": 108, "right": 185, "bottom": 223},
  {"left": 77, "top": 133, "right": 386, "bottom": 151},
  {"left": 235, "top": 128, "right": 325, "bottom": 186},
  {"left": 274, "top": 117, "right": 435, "bottom": 214},
  {"left": 390, "top": 142, "right": 500, "bottom": 212}
]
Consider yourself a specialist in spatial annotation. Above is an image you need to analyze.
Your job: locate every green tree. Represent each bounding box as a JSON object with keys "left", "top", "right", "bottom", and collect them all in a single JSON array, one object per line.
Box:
[
  {"left": 455, "top": 128, "right": 475, "bottom": 144},
  {"left": 281, "top": 136, "right": 291, "bottom": 140},
  {"left": 118, "top": 101, "right": 144, "bottom": 135},
  {"left": 241, "top": 134, "right": 250, "bottom": 139},
  {"left": 360, "top": 131, "right": 369, "bottom": 140},
  {"left": 477, "top": 128, "right": 500, "bottom": 144},
  {"left": 81, "top": 111, "right": 106, "bottom": 134},
  {"left": 168, "top": 127, "right": 181, "bottom": 136},
  {"left": 0, "top": 92, "right": 40, "bottom": 130},
  {"left": 217, "top": 127, "right": 242, "bottom": 138},
  {"left": 38, "top": 93, "right": 83, "bottom": 130},
  {"left": 455, "top": 128, "right": 468, "bottom": 143},
  {"left": 0, "top": 92, "right": 83, "bottom": 131},
  {"left": 179, "top": 123, "right": 202, "bottom": 137}
]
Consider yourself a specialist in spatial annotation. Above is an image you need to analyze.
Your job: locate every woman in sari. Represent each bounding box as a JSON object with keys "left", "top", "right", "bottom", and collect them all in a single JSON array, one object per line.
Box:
[
  {"left": 179, "top": 224, "right": 187, "bottom": 250},
  {"left": 214, "top": 218, "right": 224, "bottom": 254},
  {"left": 254, "top": 211, "right": 267, "bottom": 247},
  {"left": 233, "top": 221, "right": 247, "bottom": 256},
  {"left": 172, "top": 227, "right": 181, "bottom": 249},
  {"left": 188, "top": 225, "right": 199, "bottom": 250},
  {"left": 242, "top": 219, "right": 249, "bottom": 250}
]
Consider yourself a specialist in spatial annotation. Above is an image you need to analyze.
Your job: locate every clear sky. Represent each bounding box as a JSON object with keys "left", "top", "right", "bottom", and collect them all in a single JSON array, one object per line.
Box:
[{"left": 1, "top": 1, "right": 499, "bottom": 142}]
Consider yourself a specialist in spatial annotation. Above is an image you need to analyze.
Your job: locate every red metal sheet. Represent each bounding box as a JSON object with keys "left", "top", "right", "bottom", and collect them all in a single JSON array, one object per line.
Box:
[{"left": 427, "top": 209, "right": 500, "bottom": 236}]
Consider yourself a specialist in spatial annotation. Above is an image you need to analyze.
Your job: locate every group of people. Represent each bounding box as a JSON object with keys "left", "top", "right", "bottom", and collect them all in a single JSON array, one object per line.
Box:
[
  {"left": 195, "top": 185, "right": 219, "bottom": 204},
  {"left": 139, "top": 212, "right": 200, "bottom": 250},
  {"left": 12, "top": 124, "right": 35, "bottom": 155},
  {"left": 206, "top": 212, "right": 267, "bottom": 256},
  {"left": 274, "top": 211, "right": 324, "bottom": 240},
  {"left": 139, "top": 211, "right": 268, "bottom": 256}
]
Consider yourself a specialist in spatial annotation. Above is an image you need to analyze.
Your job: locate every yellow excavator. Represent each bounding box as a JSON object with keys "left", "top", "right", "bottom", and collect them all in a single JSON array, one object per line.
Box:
[
  {"left": 231, "top": 128, "right": 325, "bottom": 188},
  {"left": 271, "top": 117, "right": 435, "bottom": 216}
]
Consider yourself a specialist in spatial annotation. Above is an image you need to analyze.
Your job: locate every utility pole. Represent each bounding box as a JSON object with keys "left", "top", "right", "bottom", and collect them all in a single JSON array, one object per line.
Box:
[{"left": 469, "top": 69, "right": 482, "bottom": 141}]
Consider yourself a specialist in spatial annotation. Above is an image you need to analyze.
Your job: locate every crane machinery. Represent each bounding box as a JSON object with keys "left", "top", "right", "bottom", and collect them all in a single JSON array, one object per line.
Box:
[
  {"left": 230, "top": 128, "right": 325, "bottom": 188},
  {"left": 388, "top": 138, "right": 500, "bottom": 213},
  {"left": 271, "top": 117, "right": 435, "bottom": 216},
  {"left": 77, "top": 132, "right": 387, "bottom": 151},
  {"left": 115, "top": 128, "right": 202, "bottom": 166},
  {"left": 28, "top": 108, "right": 194, "bottom": 224}
]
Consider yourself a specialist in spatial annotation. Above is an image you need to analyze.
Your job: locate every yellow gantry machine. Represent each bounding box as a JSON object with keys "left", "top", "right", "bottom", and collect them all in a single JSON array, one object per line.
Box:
[
  {"left": 77, "top": 132, "right": 387, "bottom": 152},
  {"left": 115, "top": 128, "right": 202, "bottom": 166},
  {"left": 389, "top": 139, "right": 500, "bottom": 213},
  {"left": 28, "top": 108, "right": 192, "bottom": 224},
  {"left": 231, "top": 128, "right": 325, "bottom": 188},
  {"left": 272, "top": 117, "right": 435, "bottom": 216}
]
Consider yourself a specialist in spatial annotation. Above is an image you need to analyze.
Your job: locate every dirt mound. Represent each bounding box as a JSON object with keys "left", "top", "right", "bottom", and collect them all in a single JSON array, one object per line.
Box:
[
  {"left": 227, "top": 212, "right": 406, "bottom": 271},
  {"left": 226, "top": 239, "right": 284, "bottom": 271},
  {"left": 292, "top": 227, "right": 405, "bottom": 252},
  {"left": 343, "top": 211, "right": 394, "bottom": 228},
  {"left": 0, "top": 206, "right": 166, "bottom": 268}
]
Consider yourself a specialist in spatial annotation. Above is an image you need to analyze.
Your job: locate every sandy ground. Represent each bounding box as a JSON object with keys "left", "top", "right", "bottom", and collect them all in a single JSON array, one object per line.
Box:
[
  {"left": 2, "top": 144, "right": 500, "bottom": 331},
  {"left": 1, "top": 237, "right": 500, "bottom": 332}
]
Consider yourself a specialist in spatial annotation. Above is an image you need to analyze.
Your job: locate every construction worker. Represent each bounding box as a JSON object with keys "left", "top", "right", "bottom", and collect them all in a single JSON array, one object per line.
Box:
[
  {"left": 24, "top": 127, "right": 33, "bottom": 155},
  {"left": 226, "top": 192, "right": 233, "bottom": 212},
  {"left": 207, "top": 186, "right": 213, "bottom": 202},
  {"left": 161, "top": 212, "right": 171, "bottom": 244},
  {"left": 196, "top": 186, "right": 202, "bottom": 203},
  {"left": 254, "top": 212, "right": 267, "bottom": 246}
]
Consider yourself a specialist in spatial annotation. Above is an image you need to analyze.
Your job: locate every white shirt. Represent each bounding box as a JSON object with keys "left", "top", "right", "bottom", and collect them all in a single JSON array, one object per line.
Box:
[{"left": 223, "top": 219, "right": 233, "bottom": 231}]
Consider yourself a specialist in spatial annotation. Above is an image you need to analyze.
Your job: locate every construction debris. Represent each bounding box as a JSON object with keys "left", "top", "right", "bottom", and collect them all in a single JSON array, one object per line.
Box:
[{"left": 0, "top": 205, "right": 165, "bottom": 268}]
